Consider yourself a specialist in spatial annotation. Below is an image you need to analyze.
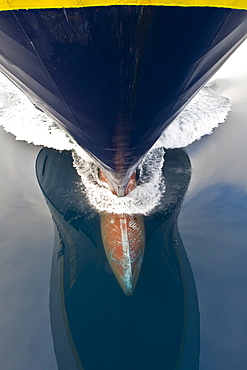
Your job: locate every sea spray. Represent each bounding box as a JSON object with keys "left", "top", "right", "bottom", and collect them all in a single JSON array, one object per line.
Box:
[
  {"left": 72, "top": 146, "right": 165, "bottom": 215},
  {"left": 153, "top": 86, "right": 231, "bottom": 149},
  {"left": 0, "top": 73, "right": 74, "bottom": 151}
]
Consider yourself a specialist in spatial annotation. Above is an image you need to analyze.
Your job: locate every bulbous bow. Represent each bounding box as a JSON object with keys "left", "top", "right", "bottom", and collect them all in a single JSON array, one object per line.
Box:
[{"left": 99, "top": 170, "right": 145, "bottom": 295}]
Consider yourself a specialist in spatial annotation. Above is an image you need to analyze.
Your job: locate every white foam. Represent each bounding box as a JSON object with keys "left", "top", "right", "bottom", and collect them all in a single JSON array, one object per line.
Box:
[
  {"left": 0, "top": 71, "right": 230, "bottom": 214},
  {"left": 72, "top": 147, "right": 165, "bottom": 215},
  {"left": 0, "top": 73, "right": 74, "bottom": 151},
  {"left": 153, "top": 85, "right": 230, "bottom": 150}
]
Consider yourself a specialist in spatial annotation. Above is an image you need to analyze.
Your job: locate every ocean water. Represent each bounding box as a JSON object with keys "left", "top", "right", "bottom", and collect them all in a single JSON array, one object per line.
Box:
[{"left": 0, "top": 40, "right": 247, "bottom": 369}]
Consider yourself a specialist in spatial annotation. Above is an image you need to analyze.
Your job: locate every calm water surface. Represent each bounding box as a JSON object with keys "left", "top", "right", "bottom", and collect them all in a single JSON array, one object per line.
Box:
[
  {"left": 0, "top": 87, "right": 247, "bottom": 369},
  {"left": 0, "top": 129, "right": 57, "bottom": 369},
  {"left": 179, "top": 98, "right": 247, "bottom": 369}
]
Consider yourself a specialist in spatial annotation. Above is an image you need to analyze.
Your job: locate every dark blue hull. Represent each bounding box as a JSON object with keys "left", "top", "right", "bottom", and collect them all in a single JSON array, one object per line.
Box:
[{"left": 0, "top": 6, "right": 247, "bottom": 192}]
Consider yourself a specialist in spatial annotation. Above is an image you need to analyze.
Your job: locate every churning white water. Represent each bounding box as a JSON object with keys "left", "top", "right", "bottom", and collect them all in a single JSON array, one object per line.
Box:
[{"left": 0, "top": 71, "right": 230, "bottom": 215}]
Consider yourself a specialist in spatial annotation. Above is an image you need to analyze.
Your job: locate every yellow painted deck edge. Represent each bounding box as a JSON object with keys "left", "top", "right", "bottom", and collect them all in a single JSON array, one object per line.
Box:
[{"left": 0, "top": 0, "right": 247, "bottom": 11}]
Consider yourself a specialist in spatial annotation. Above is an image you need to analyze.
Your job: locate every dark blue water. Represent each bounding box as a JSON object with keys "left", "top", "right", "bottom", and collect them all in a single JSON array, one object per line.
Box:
[{"left": 0, "top": 94, "right": 247, "bottom": 370}]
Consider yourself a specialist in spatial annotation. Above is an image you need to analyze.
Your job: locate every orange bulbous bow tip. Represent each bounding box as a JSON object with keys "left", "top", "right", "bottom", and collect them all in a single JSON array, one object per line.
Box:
[
  {"left": 100, "top": 212, "right": 145, "bottom": 296},
  {"left": 99, "top": 168, "right": 145, "bottom": 295}
]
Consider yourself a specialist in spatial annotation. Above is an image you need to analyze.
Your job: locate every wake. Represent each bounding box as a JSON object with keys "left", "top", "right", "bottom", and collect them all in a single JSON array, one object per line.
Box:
[{"left": 0, "top": 72, "right": 230, "bottom": 214}]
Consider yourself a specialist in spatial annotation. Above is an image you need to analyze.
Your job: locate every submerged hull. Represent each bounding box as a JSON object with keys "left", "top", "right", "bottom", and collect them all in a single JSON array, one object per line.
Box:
[
  {"left": 100, "top": 212, "right": 145, "bottom": 295},
  {"left": 36, "top": 146, "right": 199, "bottom": 370},
  {"left": 99, "top": 170, "right": 145, "bottom": 295},
  {"left": 0, "top": 6, "right": 247, "bottom": 192}
]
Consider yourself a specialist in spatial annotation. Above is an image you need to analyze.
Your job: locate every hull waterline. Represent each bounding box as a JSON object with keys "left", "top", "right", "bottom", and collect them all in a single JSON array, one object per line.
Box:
[{"left": 0, "top": 6, "right": 247, "bottom": 191}]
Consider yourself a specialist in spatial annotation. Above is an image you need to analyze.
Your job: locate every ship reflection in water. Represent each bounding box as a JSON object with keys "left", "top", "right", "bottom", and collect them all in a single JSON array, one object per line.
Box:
[{"left": 36, "top": 148, "right": 199, "bottom": 370}]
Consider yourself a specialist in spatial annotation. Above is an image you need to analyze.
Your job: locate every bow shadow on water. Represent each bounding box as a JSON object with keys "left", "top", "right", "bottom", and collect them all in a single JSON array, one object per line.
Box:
[{"left": 36, "top": 147, "right": 199, "bottom": 370}]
